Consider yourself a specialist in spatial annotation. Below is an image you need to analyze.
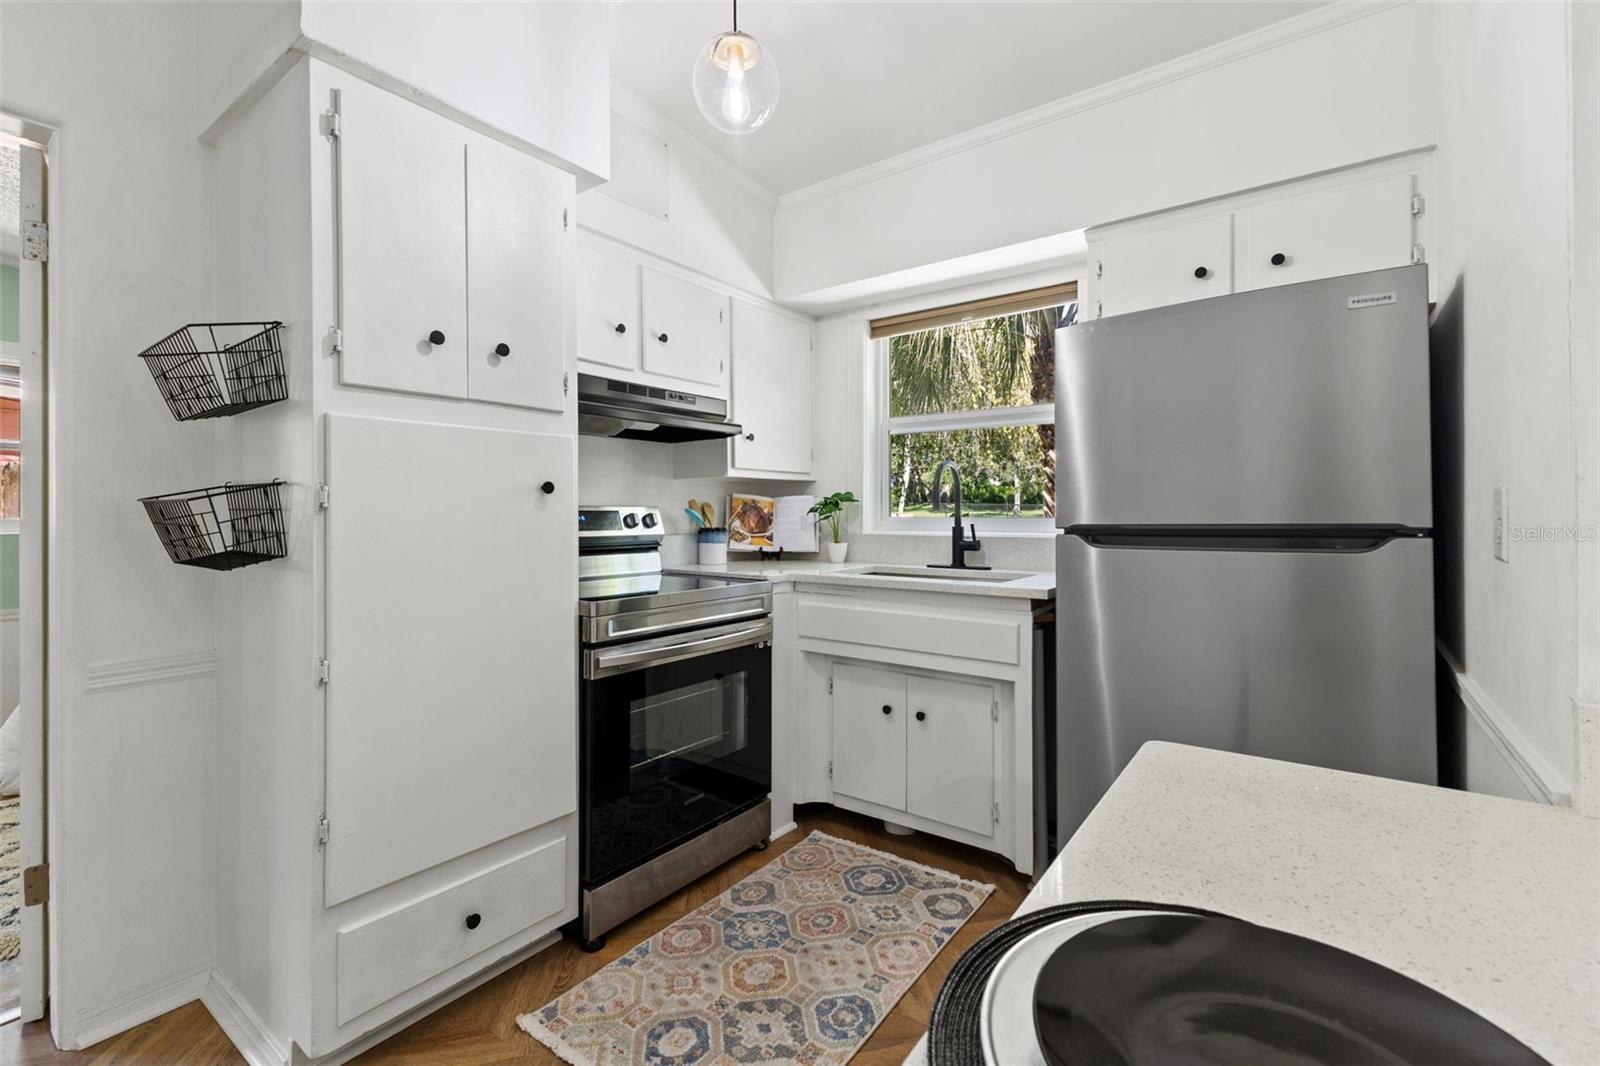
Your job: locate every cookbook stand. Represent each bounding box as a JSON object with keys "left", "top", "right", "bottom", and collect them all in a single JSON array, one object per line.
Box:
[{"left": 756, "top": 547, "right": 786, "bottom": 561}]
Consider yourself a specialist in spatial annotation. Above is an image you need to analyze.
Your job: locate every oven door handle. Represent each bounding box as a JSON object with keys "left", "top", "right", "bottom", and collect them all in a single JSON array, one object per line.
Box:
[{"left": 585, "top": 618, "right": 773, "bottom": 679}]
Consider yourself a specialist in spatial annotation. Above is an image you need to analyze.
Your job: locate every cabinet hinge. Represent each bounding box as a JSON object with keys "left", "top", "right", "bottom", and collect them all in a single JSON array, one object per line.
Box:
[
  {"left": 1096, "top": 300, "right": 1103, "bottom": 319},
  {"left": 316, "top": 814, "right": 330, "bottom": 850},
  {"left": 827, "top": 760, "right": 833, "bottom": 780},
  {"left": 827, "top": 677, "right": 834, "bottom": 694},
  {"left": 1095, "top": 259, "right": 1103, "bottom": 280},
  {"left": 563, "top": 372, "right": 570, "bottom": 396},
  {"left": 328, "top": 326, "right": 343, "bottom": 359},
  {"left": 316, "top": 657, "right": 331, "bottom": 686},
  {"left": 562, "top": 207, "right": 569, "bottom": 231},
  {"left": 991, "top": 698, "right": 999, "bottom": 722},
  {"left": 22, "top": 220, "right": 47, "bottom": 262},
  {"left": 992, "top": 802, "right": 1001, "bottom": 826},
  {"left": 1410, "top": 194, "right": 1425, "bottom": 218},
  {"left": 316, "top": 483, "right": 331, "bottom": 511},
  {"left": 1411, "top": 242, "right": 1426, "bottom": 265},
  {"left": 22, "top": 863, "right": 48, "bottom": 906},
  {"left": 322, "top": 108, "right": 341, "bottom": 140}
]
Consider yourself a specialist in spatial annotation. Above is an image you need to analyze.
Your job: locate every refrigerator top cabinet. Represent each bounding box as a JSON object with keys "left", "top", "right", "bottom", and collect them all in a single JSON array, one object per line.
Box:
[{"left": 1055, "top": 265, "right": 1432, "bottom": 531}]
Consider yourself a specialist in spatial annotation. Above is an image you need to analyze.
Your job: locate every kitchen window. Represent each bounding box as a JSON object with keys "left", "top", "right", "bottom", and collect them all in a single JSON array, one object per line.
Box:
[{"left": 871, "top": 282, "right": 1076, "bottom": 532}]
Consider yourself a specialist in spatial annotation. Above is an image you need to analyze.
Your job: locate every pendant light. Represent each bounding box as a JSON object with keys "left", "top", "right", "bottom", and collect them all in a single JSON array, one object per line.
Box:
[{"left": 692, "top": 0, "right": 779, "bottom": 136}]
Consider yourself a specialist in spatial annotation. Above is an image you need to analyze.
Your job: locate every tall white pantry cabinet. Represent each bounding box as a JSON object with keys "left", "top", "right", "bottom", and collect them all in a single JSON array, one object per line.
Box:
[{"left": 210, "top": 58, "right": 580, "bottom": 1062}]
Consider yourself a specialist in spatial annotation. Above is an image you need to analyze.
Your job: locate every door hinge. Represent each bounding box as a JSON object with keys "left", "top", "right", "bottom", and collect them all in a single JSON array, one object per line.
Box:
[
  {"left": 316, "top": 657, "right": 331, "bottom": 686},
  {"left": 22, "top": 863, "right": 48, "bottom": 906},
  {"left": 827, "top": 760, "right": 833, "bottom": 779},
  {"left": 316, "top": 483, "right": 331, "bottom": 511},
  {"left": 316, "top": 814, "right": 330, "bottom": 850},
  {"left": 562, "top": 207, "right": 569, "bottom": 231},
  {"left": 1411, "top": 242, "right": 1426, "bottom": 265},
  {"left": 563, "top": 372, "right": 570, "bottom": 396},
  {"left": 1411, "top": 194, "right": 1425, "bottom": 218},
  {"left": 322, "top": 108, "right": 341, "bottom": 140},
  {"left": 22, "top": 220, "right": 47, "bottom": 262},
  {"left": 992, "top": 802, "right": 1001, "bottom": 826},
  {"left": 328, "top": 326, "right": 343, "bottom": 359}
]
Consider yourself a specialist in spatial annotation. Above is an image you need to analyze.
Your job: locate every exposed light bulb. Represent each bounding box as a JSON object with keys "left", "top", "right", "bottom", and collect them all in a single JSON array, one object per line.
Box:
[{"left": 692, "top": 6, "right": 778, "bottom": 136}]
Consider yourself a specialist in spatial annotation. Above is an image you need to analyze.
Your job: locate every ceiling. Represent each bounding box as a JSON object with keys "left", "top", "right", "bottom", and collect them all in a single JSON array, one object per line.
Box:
[{"left": 610, "top": 0, "right": 1331, "bottom": 196}]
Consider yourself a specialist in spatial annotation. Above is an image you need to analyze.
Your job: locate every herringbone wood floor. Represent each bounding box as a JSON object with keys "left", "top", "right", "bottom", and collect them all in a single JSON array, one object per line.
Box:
[{"left": 0, "top": 807, "right": 1029, "bottom": 1065}]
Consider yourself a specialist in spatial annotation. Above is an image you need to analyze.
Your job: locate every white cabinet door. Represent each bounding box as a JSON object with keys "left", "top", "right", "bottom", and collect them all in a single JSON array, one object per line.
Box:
[
  {"left": 1236, "top": 174, "right": 1416, "bottom": 291},
  {"left": 830, "top": 662, "right": 906, "bottom": 811},
  {"left": 731, "top": 300, "right": 812, "bottom": 475},
  {"left": 641, "top": 267, "right": 729, "bottom": 390},
  {"left": 1098, "top": 214, "right": 1232, "bottom": 318},
  {"left": 906, "top": 675, "right": 995, "bottom": 835},
  {"left": 576, "top": 244, "right": 641, "bottom": 373},
  {"left": 465, "top": 144, "right": 571, "bottom": 411},
  {"left": 324, "top": 414, "right": 576, "bottom": 905},
  {"left": 338, "top": 82, "right": 468, "bottom": 398}
]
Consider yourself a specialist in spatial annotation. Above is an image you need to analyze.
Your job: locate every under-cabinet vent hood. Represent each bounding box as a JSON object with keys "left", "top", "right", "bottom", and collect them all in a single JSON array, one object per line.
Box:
[{"left": 577, "top": 373, "right": 742, "bottom": 443}]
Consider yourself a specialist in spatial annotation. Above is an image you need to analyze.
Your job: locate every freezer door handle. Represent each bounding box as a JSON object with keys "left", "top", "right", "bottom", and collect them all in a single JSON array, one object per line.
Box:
[{"left": 1072, "top": 529, "right": 1429, "bottom": 553}]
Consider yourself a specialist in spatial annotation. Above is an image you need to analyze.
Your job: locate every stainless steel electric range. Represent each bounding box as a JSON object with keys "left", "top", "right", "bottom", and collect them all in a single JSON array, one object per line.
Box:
[{"left": 575, "top": 505, "right": 774, "bottom": 951}]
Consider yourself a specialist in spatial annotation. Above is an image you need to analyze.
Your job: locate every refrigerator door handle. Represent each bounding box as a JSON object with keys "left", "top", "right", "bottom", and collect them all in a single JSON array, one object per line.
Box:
[{"left": 1072, "top": 529, "right": 1429, "bottom": 553}]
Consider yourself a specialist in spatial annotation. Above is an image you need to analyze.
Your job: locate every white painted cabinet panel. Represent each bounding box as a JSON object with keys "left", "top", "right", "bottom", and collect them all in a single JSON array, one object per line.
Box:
[
  {"left": 1097, "top": 214, "right": 1232, "bottom": 318},
  {"left": 338, "top": 83, "right": 468, "bottom": 397},
  {"left": 1236, "top": 174, "right": 1416, "bottom": 291},
  {"left": 731, "top": 300, "right": 812, "bottom": 475},
  {"left": 324, "top": 415, "right": 576, "bottom": 905},
  {"left": 576, "top": 244, "right": 642, "bottom": 373},
  {"left": 906, "top": 675, "right": 995, "bottom": 836},
  {"left": 466, "top": 144, "right": 571, "bottom": 412},
  {"left": 641, "top": 267, "right": 729, "bottom": 389},
  {"left": 830, "top": 662, "right": 907, "bottom": 812}
]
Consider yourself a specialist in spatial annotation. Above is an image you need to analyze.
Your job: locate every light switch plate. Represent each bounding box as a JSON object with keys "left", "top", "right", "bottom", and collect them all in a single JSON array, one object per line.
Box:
[{"left": 1493, "top": 483, "right": 1510, "bottom": 562}]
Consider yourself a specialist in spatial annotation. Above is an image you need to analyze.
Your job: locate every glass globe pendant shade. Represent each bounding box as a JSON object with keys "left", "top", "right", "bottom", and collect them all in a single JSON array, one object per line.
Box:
[{"left": 692, "top": 30, "right": 779, "bottom": 135}]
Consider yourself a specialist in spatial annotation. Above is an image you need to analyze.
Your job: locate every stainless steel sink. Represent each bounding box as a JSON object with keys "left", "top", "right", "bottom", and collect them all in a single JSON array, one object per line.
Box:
[{"left": 852, "top": 566, "right": 1027, "bottom": 583}]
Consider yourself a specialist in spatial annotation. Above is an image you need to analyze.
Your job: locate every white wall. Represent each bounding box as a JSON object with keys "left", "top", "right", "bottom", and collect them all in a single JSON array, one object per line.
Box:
[
  {"left": 774, "top": 2, "right": 1437, "bottom": 302},
  {"left": 1, "top": 0, "right": 218, "bottom": 1044},
  {"left": 1432, "top": 0, "right": 1598, "bottom": 806}
]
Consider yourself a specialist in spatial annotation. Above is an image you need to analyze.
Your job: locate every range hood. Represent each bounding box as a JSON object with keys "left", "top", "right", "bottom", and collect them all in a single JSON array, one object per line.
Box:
[{"left": 576, "top": 373, "right": 743, "bottom": 443}]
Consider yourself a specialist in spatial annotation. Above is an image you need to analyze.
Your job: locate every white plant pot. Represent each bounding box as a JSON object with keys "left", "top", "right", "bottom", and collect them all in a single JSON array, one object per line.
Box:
[{"left": 825, "top": 541, "right": 849, "bottom": 563}]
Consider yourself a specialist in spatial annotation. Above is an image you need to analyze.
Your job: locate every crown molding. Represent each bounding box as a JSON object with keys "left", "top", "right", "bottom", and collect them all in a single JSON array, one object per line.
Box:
[
  {"left": 774, "top": 0, "right": 1413, "bottom": 214},
  {"left": 606, "top": 79, "right": 779, "bottom": 210}
]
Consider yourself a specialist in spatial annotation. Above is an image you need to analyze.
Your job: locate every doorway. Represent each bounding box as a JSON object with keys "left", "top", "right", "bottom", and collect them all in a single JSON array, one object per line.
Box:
[{"left": 0, "top": 124, "right": 48, "bottom": 1026}]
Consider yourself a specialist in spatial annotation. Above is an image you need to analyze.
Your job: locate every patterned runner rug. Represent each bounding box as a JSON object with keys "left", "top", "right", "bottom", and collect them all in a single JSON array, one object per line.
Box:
[
  {"left": 0, "top": 794, "right": 19, "bottom": 962},
  {"left": 521, "top": 830, "right": 994, "bottom": 1065}
]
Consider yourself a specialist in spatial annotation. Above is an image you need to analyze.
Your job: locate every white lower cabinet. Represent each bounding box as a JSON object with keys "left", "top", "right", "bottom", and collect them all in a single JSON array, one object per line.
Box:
[{"left": 830, "top": 662, "right": 909, "bottom": 810}]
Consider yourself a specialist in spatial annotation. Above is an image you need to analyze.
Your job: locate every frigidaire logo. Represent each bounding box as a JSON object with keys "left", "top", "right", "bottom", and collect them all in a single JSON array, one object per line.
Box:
[{"left": 1347, "top": 292, "right": 1397, "bottom": 309}]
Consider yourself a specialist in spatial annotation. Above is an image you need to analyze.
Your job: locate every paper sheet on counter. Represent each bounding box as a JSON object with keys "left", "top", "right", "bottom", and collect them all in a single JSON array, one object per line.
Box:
[{"left": 773, "top": 495, "right": 818, "bottom": 552}]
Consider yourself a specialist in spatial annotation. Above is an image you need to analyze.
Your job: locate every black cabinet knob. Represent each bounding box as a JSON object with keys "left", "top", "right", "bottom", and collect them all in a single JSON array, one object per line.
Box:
[
  {"left": 657, "top": 332, "right": 669, "bottom": 343},
  {"left": 494, "top": 342, "right": 511, "bottom": 358},
  {"left": 1194, "top": 266, "right": 1209, "bottom": 279},
  {"left": 465, "top": 912, "right": 481, "bottom": 930},
  {"left": 427, "top": 329, "right": 446, "bottom": 346},
  {"left": 881, "top": 704, "right": 892, "bottom": 716},
  {"left": 744, "top": 433, "right": 755, "bottom": 442},
  {"left": 915, "top": 710, "right": 927, "bottom": 722},
  {"left": 540, "top": 481, "right": 556, "bottom": 495},
  {"left": 1270, "top": 252, "right": 1287, "bottom": 266},
  {"left": 614, "top": 323, "right": 627, "bottom": 335}
]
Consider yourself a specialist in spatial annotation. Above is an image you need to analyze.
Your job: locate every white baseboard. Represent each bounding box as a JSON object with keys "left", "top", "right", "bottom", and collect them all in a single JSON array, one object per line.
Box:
[
  {"left": 62, "top": 965, "right": 211, "bottom": 1050},
  {"left": 770, "top": 821, "right": 799, "bottom": 842},
  {"left": 1438, "top": 645, "right": 1571, "bottom": 805},
  {"left": 202, "top": 971, "right": 293, "bottom": 1066}
]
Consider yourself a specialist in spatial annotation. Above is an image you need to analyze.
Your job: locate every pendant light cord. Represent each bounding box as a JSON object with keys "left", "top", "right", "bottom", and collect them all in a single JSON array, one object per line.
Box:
[{"left": 732, "top": 0, "right": 738, "bottom": 34}]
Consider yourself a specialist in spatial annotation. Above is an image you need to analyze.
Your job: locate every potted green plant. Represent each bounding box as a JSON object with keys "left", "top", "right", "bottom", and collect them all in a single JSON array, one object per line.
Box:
[{"left": 808, "top": 491, "right": 858, "bottom": 562}]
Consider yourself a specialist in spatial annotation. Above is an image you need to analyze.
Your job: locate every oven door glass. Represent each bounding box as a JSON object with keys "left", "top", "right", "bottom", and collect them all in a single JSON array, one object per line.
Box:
[{"left": 582, "top": 637, "right": 771, "bottom": 884}]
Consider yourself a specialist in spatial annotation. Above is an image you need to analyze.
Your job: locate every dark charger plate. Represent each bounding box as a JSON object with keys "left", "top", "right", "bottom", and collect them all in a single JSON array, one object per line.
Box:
[{"left": 1033, "top": 913, "right": 1548, "bottom": 1066}]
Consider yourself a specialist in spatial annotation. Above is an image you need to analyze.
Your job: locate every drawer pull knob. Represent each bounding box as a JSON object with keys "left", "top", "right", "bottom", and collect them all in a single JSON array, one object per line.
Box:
[
  {"left": 614, "top": 323, "right": 627, "bottom": 335},
  {"left": 465, "top": 912, "right": 482, "bottom": 930},
  {"left": 494, "top": 342, "right": 511, "bottom": 358},
  {"left": 915, "top": 710, "right": 927, "bottom": 722},
  {"left": 1270, "top": 252, "right": 1287, "bottom": 267},
  {"left": 427, "top": 329, "right": 447, "bottom": 346},
  {"left": 1193, "top": 266, "right": 1209, "bottom": 279},
  {"left": 881, "top": 704, "right": 892, "bottom": 716}
]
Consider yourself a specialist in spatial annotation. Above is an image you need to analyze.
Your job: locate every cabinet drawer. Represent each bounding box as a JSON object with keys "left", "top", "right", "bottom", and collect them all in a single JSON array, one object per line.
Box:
[
  {"left": 798, "top": 597, "right": 1019, "bottom": 665},
  {"left": 336, "top": 838, "right": 567, "bottom": 1024}
]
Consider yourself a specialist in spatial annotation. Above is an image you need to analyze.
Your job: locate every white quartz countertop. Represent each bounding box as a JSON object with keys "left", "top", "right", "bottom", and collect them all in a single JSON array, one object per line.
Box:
[
  {"left": 907, "top": 741, "right": 1599, "bottom": 1065},
  {"left": 667, "top": 559, "right": 1055, "bottom": 599}
]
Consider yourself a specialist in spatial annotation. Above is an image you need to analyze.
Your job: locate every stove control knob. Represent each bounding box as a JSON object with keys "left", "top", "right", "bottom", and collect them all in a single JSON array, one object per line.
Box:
[
  {"left": 641, "top": 512, "right": 658, "bottom": 529},
  {"left": 622, "top": 513, "right": 639, "bottom": 529}
]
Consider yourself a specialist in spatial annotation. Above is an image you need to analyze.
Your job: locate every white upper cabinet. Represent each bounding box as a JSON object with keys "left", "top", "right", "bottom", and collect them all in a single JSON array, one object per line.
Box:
[
  {"left": 576, "top": 244, "right": 641, "bottom": 373},
  {"left": 1236, "top": 174, "right": 1417, "bottom": 292},
  {"left": 731, "top": 300, "right": 812, "bottom": 476},
  {"left": 336, "top": 78, "right": 572, "bottom": 408},
  {"left": 640, "top": 267, "right": 729, "bottom": 390},
  {"left": 339, "top": 83, "right": 469, "bottom": 398},
  {"left": 465, "top": 143, "right": 571, "bottom": 411},
  {"left": 1096, "top": 214, "right": 1233, "bottom": 319}
]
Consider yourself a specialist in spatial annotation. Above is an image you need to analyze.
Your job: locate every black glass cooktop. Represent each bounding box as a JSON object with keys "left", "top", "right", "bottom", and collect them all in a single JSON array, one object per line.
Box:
[{"left": 1032, "top": 913, "right": 1547, "bottom": 1066}]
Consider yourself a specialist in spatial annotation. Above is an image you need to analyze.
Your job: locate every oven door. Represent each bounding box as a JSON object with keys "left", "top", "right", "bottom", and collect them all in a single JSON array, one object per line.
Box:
[{"left": 580, "top": 618, "right": 772, "bottom": 885}]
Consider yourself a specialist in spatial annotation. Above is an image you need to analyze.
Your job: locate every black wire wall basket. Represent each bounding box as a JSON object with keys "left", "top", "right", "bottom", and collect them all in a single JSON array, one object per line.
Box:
[
  {"left": 138, "top": 321, "right": 287, "bottom": 420},
  {"left": 140, "top": 481, "right": 287, "bottom": 571}
]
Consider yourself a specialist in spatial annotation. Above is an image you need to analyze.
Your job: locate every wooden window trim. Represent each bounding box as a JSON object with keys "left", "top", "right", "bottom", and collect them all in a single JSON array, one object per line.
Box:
[{"left": 868, "top": 281, "right": 1078, "bottom": 340}]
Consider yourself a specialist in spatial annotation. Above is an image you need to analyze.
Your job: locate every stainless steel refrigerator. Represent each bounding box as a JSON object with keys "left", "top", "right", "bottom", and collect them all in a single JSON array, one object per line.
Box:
[{"left": 1054, "top": 264, "right": 1435, "bottom": 844}]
